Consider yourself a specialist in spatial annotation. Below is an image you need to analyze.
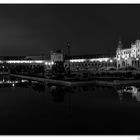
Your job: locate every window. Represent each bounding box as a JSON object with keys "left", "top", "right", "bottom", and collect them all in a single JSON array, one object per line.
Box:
[{"left": 122, "top": 61, "right": 125, "bottom": 66}]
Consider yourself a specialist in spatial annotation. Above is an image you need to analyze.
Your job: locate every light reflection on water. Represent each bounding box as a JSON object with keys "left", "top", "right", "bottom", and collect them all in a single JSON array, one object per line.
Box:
[
  {"left": 0, "top": 75, "right": 140, "bottom": 134},
  {"left": 0, "top": 75, "right": 29, "bottom": 86},
  {"left": 1, "top": 75, "right": 140, "bottom": 103},
  {"left": 117, "top": 86, "right": 140, "bottom": 101}
]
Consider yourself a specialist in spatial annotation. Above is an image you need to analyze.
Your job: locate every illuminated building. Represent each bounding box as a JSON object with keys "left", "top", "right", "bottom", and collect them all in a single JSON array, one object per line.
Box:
[
  {"left": 1, "top": 38, "right": 140, "bottom": 74},
  {"left": 64, "top": 54, "right": 116, "bottom": 72},
  {"left": 116, "top": 39, "right": 140, "bottom": 68}
]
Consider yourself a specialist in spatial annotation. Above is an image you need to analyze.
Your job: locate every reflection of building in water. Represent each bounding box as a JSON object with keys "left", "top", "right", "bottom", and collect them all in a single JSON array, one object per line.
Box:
[
  {"left": 0, "top": 79, "right": 28, "bottom": 87},
  {"left": 117, "top": 86, "right": 140, "bottom": 101}
]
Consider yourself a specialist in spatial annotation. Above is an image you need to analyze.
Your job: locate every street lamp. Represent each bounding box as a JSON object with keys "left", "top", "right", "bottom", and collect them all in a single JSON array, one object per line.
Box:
[
  {"left": 124, "top": 57, "right": 127, "bottom": 71},
  {"left": 136, "top": 58, "right": 139, "bottom": 68}
]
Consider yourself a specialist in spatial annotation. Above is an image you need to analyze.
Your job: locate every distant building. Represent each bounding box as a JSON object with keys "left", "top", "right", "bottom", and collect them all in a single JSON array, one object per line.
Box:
[
  {"left": 24, "top": 55, "right": 49, "bottom": 60},
  {"left": 116, "top": 39, "right": 140, "bottom": 68},
  {"left": 64, "top": 54, "right": 116, "bottom": 72},
  {"left": 0, "top": 56, "right": 26, "bottom": 61},
  {"left": 50, "top": 50, "right": 64, "bottom": 62}
]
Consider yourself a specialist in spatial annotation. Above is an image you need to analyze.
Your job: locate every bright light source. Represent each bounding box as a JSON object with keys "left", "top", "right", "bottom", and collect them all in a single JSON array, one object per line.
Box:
[
  {"left": 45, "top": 61, "right": 54, "bottom": 65},
  {"left": 12, "top": 83, "right": 15, "bottom": 87},
  {"left": 34, "top": 60, "right": 43, "bottom": 63},
  {"left": 89, "top": 58, "right": 109, "bottom": 62},
  {"left": 70, "top": 59, "right": 86, "bottom": 63},
  {"left": 110, "top": 60, "right": 113, "bottom": 63},
  {"left": 21, "top": 80, "right": 27, "bottom": 83},
  {"left": 136, "top": 58, "right": 139, "bottom": 61},
  {"left": 6, "top": 60, "right": 45, "bottom": 64}
]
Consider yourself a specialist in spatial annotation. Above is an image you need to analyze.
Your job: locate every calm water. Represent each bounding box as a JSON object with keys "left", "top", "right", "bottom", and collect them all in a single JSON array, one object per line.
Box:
[{"left": 0, "top": 75, "right": 140, "bottom": 134}]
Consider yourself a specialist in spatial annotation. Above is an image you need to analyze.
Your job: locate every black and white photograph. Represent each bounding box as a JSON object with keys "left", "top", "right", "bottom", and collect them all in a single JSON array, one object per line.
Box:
[{"left": 0, "top": 3, "right": 139, "bottom": 137}]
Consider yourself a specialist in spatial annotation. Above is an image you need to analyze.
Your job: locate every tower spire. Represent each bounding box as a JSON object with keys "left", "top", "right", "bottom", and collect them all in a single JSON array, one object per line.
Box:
[{"left": 118, "top": 38, "right": 123, "bottom": 49}]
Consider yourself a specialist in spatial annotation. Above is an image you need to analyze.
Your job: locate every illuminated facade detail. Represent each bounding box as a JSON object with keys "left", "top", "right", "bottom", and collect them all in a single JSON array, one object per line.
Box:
[
  {"left": 44, "top": 61, "right": 54, "bottom": 71},
  {"left": 6, "top": 60, "right": 45, "bottom": 64},
  {"left": 89, "top": 58, "right": 110, "bottom": 62},
  {"left": 64, "top": 57, "right": 116, "bottom": 72},
  {"left": 116, "top": 39, "right": 140, "bottom": 68},
  {"left": 70, "top": 59, "right": 86, "bottom": 63}
]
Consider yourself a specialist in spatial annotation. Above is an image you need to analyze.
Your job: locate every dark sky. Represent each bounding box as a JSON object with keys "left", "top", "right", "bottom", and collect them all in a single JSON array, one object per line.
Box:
[{"left": 0, "top": 4, "right": 140, "bottom": 56}]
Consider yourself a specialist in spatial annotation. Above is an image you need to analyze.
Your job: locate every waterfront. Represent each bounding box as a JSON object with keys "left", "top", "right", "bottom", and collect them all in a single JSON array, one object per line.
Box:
[{"left": 0, "top": 75, "right": 139, "bottom": 134}]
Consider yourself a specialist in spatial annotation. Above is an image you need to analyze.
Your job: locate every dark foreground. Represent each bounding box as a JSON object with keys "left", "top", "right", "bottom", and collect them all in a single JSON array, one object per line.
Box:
[{"left": 0, "top": 75, "right": 139, "bottom": 135}]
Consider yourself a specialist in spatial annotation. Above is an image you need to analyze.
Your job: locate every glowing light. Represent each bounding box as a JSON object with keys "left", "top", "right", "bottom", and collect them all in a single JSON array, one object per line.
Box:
[
  {"left": 89, "top": 58, "right": 109, "bottom": 62},
  {"left": 125, "top": 57, "right": 127, "bottom": 60},
  {"left": 89, "top": 59, "right": 96, "bottom": 62},
  {"left": 21, "top": 80, "right": 28, "bottom": 83},
  {"left": 6, "top": 60, "right": 45, "bottom": 64},
  {"left": 34, "top": 60, "right": 43, "bottom": 63},
  {"left": 12, "top": 83, "right": 15, "bottom": 87},
  {"left": 0, "top": 80, "right": 21, "bottom": 85},
  {"left": 110, "top": 60, "right": 113, "bottom": 63},
  {"left": 7, "top": 80, "right": 12, "bottom": 84},
  {"left": 136, "top": 58, "right": 139, "bottom": 61},
  {"left": 70, "top": 59, "right": 86, "bottom": 63},
  {"left": 45, "top": 61, "right": 54, "bottom": 65}
]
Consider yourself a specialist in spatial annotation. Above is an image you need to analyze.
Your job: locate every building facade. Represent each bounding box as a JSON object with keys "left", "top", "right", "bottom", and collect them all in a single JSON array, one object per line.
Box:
[
  {"left": 116, "top": 40, "right": 140, "bottom": 69},
  {"left": 64, "top": 55, "right": 116, "bottom": 72},
  {"left": 50, "top": 50, "right": 64, "bottom": 62}
]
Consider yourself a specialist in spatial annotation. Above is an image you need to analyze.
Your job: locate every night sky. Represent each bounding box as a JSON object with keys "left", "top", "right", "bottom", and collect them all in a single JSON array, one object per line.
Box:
[{"left": 1, "top": 4, "right": 140, "bottom": 56}]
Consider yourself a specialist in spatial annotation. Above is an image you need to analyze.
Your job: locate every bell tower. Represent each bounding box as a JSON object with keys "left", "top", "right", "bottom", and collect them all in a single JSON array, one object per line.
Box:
[
  {"left": 116, "top": 39, "right": 123, "bottom": 58},
  {"left": 117, "top": 40, "right": 123, "bottom": 50}
]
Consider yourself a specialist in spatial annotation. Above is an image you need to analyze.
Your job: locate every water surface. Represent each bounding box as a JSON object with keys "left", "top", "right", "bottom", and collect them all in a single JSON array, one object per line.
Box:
[{"left": 0, "top": 75, "right": 139, "bottom": 134}]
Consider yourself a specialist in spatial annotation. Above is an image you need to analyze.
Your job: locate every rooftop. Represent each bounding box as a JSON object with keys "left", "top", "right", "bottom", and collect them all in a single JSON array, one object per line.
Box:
[{"left": 65, "top": 53, "right": 115, "bottom": 60}]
